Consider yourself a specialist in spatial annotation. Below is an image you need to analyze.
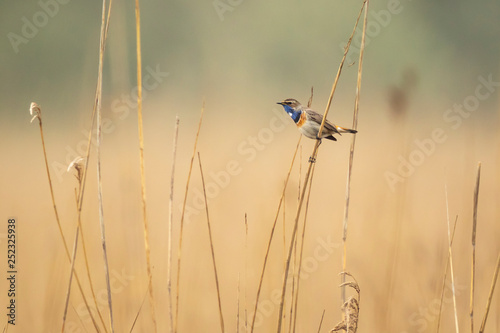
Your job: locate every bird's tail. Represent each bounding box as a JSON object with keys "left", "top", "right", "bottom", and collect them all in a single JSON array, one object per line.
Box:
[{"left": 336, "top": 125, "right": 357, "bottom": 134}]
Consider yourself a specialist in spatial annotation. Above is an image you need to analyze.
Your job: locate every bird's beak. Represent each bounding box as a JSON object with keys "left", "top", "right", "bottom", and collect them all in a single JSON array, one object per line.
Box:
[{"left": 277, "top": 101, "right": 284, "bottom": 105}]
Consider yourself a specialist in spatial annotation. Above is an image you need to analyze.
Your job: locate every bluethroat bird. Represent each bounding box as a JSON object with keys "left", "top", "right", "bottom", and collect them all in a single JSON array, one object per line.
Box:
[{"left": 277, "top": 98, "right": 357, "bottom": 143}]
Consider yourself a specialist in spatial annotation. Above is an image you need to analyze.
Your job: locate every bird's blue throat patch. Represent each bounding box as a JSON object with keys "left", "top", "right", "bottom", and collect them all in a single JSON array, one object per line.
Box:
[{"left": 282, "top": 104, "right": 301, "bottom": 124}]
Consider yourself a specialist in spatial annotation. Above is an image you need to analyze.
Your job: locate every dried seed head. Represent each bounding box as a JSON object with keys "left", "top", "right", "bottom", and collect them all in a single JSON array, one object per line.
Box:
[
  {"left": 331, "top": 297, "right": 359, "bottom": 332},
  {"left": 30, "top": 102, "right": 41, "bottom": 123},
  {"left": 331, "top": 272, "right": 360, "bottom": 333},
  {"left": 67, "top": 156, "right": 85, "bottom": 183}
]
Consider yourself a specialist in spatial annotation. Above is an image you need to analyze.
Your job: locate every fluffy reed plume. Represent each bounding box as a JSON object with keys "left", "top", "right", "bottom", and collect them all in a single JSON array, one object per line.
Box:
[
  {"left": 331, "top": 272, "right": 360, "bottom": 333},
  {"left": 67, "top": 157, "right": 85, "bottom": 183}
]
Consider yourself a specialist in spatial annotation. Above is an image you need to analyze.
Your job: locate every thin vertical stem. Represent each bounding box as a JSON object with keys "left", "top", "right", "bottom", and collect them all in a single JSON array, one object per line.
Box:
[
  {"left": 470, "top": 162, "right": 481, "bottom": 333},
  {"left": 249, "top": 136, "right": 301, "bottom": 333},
  {"left": 478, "top": 252, "right": 500, "bottom": 333},
  {"left": 167, "top": 116, "right": 180, "bottom": 333},
  {"left": 198, "top": 153, "right": 225, "bottom": 333},
  {"left": 134, "top": 0, "right": 157, "bottom": 330},
  {"left": 445, "top": 184, "right": 460, "bottom": 333},
  {"left": 175, "top": 103, "right": 205, "bottom": 332},
  {"left": 341, "top": 0, "right": 368, "bottom": 306},
  {"left": 96, "top": 1, "right": 115, "bottom": 331},
  {"left": 276, "top": 3, "right": 368, "bottom": 331}
]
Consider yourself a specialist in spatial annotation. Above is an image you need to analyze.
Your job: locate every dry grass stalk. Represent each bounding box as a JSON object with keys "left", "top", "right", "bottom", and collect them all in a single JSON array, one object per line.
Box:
[
  {"left": 244, "top": 213, "right": 249, "bottom": 332},
  {"left": 237, "top": 273, "right": 241, "bottom": 333},
  {"left": 68, "top": 157, "right": 109, "bottom": 333},
  {"left": 436, "top": 215, "right": 458, "bottom": 333},
  {"left": 198, "top": 152, "right": 225, "bottom": 333},
  {"left": 134, "top": 0, "right": 157, "bottom": 330},
  {"left": 30, "top": 103, "right": 101, "bottom": 332},
  {"left": 317, "top": 310, "right": 326, "bottom": 333},
  {"left": 276, "top": 2, "right": 368, "bottom": 331},
  {"left": 291, "top": 162, "right": 316, "bottom": 331},
  {"left": 62, "top": 212, "right": 83, "bottom": 332},
  {"left": 478, "top": 252, "right": 500, "bottom": 333},
  {"left": 249, "top": 136, "right": 301, "bottom": 333},
  {"left": 63, "top": 0, "right": 115, "bottom": 329},
  {"left": 175, "top": 103, "right": 205, "bottom": 332},
  {"left": 341, "top": 0, "right": 368, "bottom": 305},
  {"left": 167, "top": 116, "right": 180, "bottom": 333},
  {"left": 130, "top": 279, "right": 152, "bottom": 332},
  {"left": 95, "top": 1, "right": 115, "bottom": 331},
  {"left": 445, "top": 184, "right": 460, "bottom": 333},
  {"left": 470, "top": 162, "right": 481, "bottom": 333},
  {"left": 288, "top": 90, "right": 314, "bottom": 332},
  {"left": 331, "top": 272, "right": 360, "bottom": 333},
  {"left": 289, "top": 144, "right": 303, "bottom": 333}
]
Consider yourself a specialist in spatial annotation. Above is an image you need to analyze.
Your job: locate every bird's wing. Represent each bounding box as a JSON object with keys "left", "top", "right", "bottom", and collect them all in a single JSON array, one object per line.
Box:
[{"left": 304, "top": 109, "right": 340, "bottom": 134}]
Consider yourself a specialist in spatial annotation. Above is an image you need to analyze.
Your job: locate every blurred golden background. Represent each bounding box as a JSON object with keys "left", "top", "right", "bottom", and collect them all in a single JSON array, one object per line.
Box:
[{"left": 1, "top": 0, "right": 499, "bottom": 332}]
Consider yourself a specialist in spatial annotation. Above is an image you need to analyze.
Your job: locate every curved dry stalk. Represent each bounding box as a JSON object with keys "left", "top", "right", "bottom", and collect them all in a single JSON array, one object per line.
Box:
[
  {"left": 30, "top": 103, "right": 101, "bottom": 332},
  {"left": 198, "top": 153, "right": 225, "bottom": 333}
]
